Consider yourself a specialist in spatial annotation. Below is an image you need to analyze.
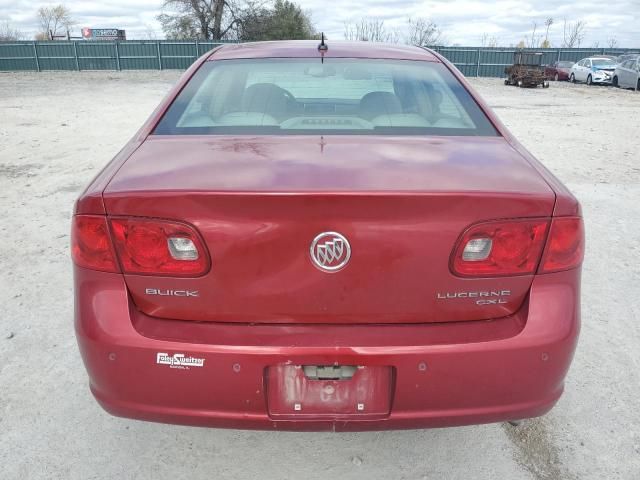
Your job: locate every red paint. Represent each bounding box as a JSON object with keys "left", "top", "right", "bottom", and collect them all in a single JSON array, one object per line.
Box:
[{"left": 73, "top": 41, "right": 582, "bottom": 430}]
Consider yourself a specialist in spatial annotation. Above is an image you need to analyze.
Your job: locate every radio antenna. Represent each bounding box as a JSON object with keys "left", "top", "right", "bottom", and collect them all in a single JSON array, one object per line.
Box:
[{"left": 318, "top": 32, "right": 328, "bottom": 63}]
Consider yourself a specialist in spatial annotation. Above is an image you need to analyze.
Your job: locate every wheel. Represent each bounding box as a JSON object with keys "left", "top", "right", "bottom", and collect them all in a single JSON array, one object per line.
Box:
[
  {"left": 587, "top": 74, "right": 593, "bottom": 85},
  {"left": 504, "top": 79, "right": 510, "bottom": 85},
  {"left": 543, "top": 81, "right": 550, "bottom": 88},
  {"left": 612, "top": 76, "right": 618, "bottom": 87},
  {"left": 554, "top": 73, "right": 559, "bottom": 81},
  {"left": 517, "top": 79, "right": 523, "bottom": 87},
  {"left": 569, "top": 73, "right": 575, "bottom": 83}
]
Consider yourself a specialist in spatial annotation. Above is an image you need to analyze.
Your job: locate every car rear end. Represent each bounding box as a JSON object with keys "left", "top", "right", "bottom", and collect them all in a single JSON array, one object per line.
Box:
[{"left": 72, "top": 42, "right": 583, "bottom": 430}]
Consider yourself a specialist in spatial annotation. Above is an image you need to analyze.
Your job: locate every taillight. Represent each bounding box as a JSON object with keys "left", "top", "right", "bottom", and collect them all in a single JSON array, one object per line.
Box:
[
  {"left": 539, "top": 217, "right": 584, "bottom": 273},
  {"left": 451, "top": 219, "right": 549, "bottom": 277},
  {"left": 71, "top": 215, "right": 119, "bottom": 273},
  {"left": 109, "top": 217, "right": 210, "bottom": 276}
]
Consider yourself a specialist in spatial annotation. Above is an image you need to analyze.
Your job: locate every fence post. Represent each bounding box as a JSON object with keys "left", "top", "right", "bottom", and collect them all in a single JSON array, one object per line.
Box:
[
  {"left": 156, "top": 41, "right": 162, "bottom": 70},
  {"left": 195, "top": 39, "right": 199, "bottom": 58},
  {"left": 115, "top": 42, "right": 121, "bottom": 71},
  {"left": 557, "top": 49, "right": 561, "bottom": 62},
  {"left": 73, "top": 41, "right": 79, "bottom": 71},
  {"left": 476, "top": 49, "right": 481, "bottom": 77},
  {"left": 33, "top": 42, "right": 40, "bottom": 72}
]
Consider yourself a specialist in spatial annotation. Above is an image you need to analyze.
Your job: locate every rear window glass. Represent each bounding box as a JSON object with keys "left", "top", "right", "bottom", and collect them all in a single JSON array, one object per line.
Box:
[{"left": 154, "top": 58, "right": 498, "bottom": 136}]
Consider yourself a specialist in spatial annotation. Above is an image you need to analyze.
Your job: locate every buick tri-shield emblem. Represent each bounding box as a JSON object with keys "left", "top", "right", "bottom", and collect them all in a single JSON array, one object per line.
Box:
[{"left": 310, "top": 232, "right": 351, "bottom": 272}]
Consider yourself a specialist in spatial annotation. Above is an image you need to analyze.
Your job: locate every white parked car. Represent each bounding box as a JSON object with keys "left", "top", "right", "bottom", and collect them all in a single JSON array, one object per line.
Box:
[
  {"left": 612, "top": 56, "right": 640, "bottom": 90},
  {"left": 569, "top": 57, "right": 617, "bottom": 85}
]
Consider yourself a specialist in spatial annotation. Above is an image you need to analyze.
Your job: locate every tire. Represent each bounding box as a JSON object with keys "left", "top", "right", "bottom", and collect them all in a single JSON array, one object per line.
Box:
[
  {"left": 612, "top": 76, "right": 619, "bottom": 88},
  {"left": 637, "top": 79, "right": 640, "bottom": 91},
  {"left": 554, "top": 73, "right": 559, "bottom": 81},
  {"left": 587, "top": 74, "right": 593, "bottom": 85},
  {"left": 570, "top": 73, "right": 575, "bottom": 83},
  {"left": 517, "top": 79, "right": 523, "bottom": 87}
]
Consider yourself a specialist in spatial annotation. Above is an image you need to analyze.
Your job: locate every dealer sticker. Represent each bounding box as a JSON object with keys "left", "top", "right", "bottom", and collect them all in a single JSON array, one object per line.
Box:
[{"left": 156, "top": 352, "right": 205, "bottom": 369}]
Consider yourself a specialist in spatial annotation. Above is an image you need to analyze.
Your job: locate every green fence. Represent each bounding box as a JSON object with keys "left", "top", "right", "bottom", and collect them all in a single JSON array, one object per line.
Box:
[
  {"left": 430, "top": 46, "right": 638, "bottom": 77},
  {"left": 0, "top": 40, "right": 230, "bottom": 72},
  {"left": 0, "top": 41, "right": 638, "bottom": 76}
]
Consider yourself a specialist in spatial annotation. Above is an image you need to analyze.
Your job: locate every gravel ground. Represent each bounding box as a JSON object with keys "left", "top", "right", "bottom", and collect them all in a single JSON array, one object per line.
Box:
[{"left": 1, "top": 71, "right": 639, "bottom": 480}]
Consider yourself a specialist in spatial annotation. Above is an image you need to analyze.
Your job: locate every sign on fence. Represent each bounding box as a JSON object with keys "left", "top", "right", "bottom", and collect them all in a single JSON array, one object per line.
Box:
[{"left": 81, "top": 28, "right": 126, "bottom": 40}]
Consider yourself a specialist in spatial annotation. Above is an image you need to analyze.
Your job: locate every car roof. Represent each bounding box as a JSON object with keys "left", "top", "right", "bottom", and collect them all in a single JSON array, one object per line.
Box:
[{"left": 208, "top": 41, "right": 440, "bottom": 62}]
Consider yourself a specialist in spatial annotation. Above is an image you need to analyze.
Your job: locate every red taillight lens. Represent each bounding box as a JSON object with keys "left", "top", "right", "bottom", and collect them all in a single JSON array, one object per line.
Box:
[
  {"left": 71, "top": 215, "right": 119, "bottom": 273},
  {"left": 540, "top": 217, "right": 584, "bottom": 273},
  {"left": 452, "top": 219, "right": 549, "bottom": 277},
  {"left": 110, "top": 218, "right": 210, "bottom": 276}
]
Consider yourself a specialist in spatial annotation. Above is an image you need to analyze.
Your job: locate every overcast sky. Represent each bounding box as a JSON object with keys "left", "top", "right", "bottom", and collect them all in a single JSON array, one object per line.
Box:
[{"left": 2, "top": 0, "right": 639, "bottom": 47}]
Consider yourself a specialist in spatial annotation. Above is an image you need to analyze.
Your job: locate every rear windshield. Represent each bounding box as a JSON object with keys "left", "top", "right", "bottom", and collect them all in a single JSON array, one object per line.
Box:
[{"left": 154, "top": 58, "right": 498, "bottom": 136}]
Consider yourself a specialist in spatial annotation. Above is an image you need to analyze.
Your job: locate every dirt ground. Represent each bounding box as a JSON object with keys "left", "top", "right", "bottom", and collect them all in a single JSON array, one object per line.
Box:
[{"left": 1, "top": 71, "right": 639, "bottom": 480}]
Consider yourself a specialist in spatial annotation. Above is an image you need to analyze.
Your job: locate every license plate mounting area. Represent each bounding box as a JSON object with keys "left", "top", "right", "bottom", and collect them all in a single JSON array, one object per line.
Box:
[{"left": 266, "top": 364, "right": 394, "bottom": 420}]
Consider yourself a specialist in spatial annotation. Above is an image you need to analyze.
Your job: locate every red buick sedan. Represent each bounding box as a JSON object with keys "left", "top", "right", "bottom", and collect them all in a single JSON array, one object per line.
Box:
[{"left": 72, "top": 41, "right": 583, "bottom": 431}]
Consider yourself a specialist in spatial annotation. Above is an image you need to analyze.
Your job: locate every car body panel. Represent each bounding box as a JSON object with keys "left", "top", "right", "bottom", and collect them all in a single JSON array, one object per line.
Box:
[
  {"left": 207, "top": 40, "right": 440, "bottom": 62},
  {"left": 105, "top": 135, "right": 553, "bottom": 196},
  {"left": 75, "top": 265, "right": 580, "bottom": 430},
  {"left": 614, "top": 57, "right": 640, "bottom": 89},
  {"left": 103, "top": 135, "right": 554, "bottom": 324}
]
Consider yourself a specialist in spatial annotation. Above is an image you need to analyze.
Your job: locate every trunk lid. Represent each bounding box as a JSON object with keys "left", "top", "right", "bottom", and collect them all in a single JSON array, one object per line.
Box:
[{"left": 104, "top": 135, "right": 555, "bottom": 324}]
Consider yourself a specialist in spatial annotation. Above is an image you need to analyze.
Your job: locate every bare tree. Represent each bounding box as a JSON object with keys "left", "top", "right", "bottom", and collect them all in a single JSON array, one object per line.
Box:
[
  {"left": 542, "top": 17, "right": 553, "bottom": 47},
  {"left": 158, "top": 0, "right": 241, "bottom": 40},
  {"left": 527, "top": 21, "right": 539, "bottom": 48},
  {"left": 236, "top": 0, "right": 316, "bottom": 41},
  {"left": 607, "top": 37, "right": 618, "bottom": 48},
  {"left": 405, "top": 17, "right": 442, "bottom": 46},
  {"left": 562, "top": 19, "right": 586, "bottom": 48},
  {"left": 142, "top": 24, "right": 159, "bottom": 40},
  {"left": 481, "top": 33, "right": 498, "bottom": 48},
  {"left": 0, "top": 20, "right": 24, "bottom": 41},
  {"left": 36, "top": 4, "right": 74, "bottom": 40},
  {"left": 344, "top": 18, "right": 400, "bottom": 43}
]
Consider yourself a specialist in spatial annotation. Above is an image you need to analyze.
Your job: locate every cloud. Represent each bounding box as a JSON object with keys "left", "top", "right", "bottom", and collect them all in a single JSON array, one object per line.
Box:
[{"left": 1, "top": 0, "right": 638, "bottom": 46}]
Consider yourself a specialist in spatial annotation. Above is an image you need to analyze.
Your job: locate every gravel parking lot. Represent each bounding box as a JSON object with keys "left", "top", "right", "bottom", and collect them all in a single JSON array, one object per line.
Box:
[{"left": 1, "top": 71, "right": 639, "bottom": 480}]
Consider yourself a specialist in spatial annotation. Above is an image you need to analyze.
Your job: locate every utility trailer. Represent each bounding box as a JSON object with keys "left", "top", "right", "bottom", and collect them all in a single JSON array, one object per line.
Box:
[{"left": 505, "top": 51, "right": 550, "bottom": 88}]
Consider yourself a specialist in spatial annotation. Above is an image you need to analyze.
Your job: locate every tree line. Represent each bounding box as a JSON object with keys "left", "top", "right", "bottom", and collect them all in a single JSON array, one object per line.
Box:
[
  {"left": 157, "top": 0, "right": 316, "bottom": 41},
  {"left": 0, "top": 2, "right": 622, "bottom": 49}
]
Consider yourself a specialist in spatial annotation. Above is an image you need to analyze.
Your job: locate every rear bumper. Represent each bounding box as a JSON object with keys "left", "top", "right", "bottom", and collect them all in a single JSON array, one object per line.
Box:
[{"left": 75, "top": 267, "right": 580, "bottom": 431}]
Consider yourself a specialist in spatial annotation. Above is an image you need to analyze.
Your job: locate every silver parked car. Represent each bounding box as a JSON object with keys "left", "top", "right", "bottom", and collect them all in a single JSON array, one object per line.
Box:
[
  {"left": 613, "top": 56, "right": 640, "bottom": 90},
  {"left": 615, "top": 53, "right": 640, "bottom": 65},
  {"left": 569, "top": 57, "right": 617, "bottom": 85}
]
